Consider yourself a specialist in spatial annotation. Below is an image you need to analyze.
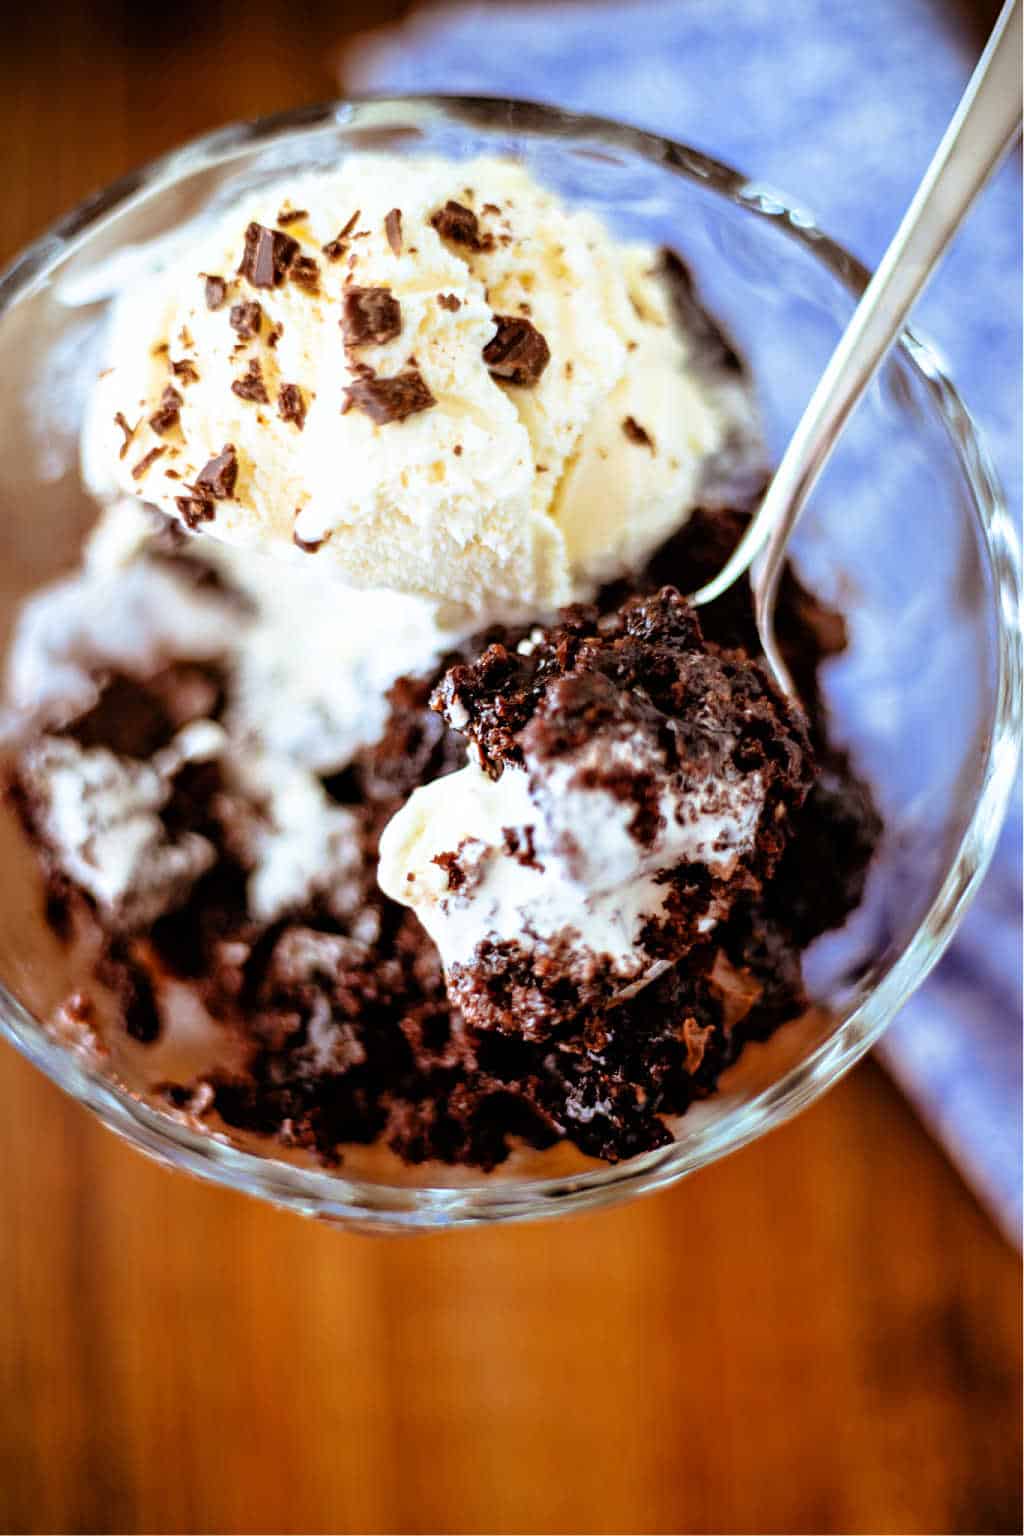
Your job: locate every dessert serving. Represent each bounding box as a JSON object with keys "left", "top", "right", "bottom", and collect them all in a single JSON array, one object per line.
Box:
[{"left": 3, "top": 152, "right": 881, "bottom": 1172}]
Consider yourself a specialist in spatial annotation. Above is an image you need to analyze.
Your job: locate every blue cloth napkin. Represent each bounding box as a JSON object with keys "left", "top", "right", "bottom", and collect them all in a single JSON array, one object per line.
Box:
[{"left": 347, "top": 0, "right": 1022, "bottom": 1243}]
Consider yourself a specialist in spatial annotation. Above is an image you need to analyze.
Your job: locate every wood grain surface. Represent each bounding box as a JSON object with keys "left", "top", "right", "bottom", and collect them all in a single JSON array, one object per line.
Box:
[{"left": 1, "top": 4, "right": 1020, "bottom": 1533}]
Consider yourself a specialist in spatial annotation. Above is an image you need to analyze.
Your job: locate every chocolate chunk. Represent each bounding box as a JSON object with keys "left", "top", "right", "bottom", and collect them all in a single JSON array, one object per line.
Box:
[
  {"left": 483, "top": 315, "right": 551, "bottom": 386},
  {"left": 113, "top": 412, "right": 138, "bottom": 459},
  {"left": 175, "top": 494, "right": 215, "bottom": 530},
  {"left": 289, "top": 254, "right": 320, "bottom": 293},
  {"left": 194, "top": 444, "right": 238, "bottom": 500},
  {"left": 342, "top": 370, "right": 435, "bottom": 425},
  {"left": 170, "top": 358, "right": 200, "bottom": 385},
  {"left": 238, "top": 222, "right": 299, "bottom": 289},
  {"left": 384, "top": 208, "right": 403, "bottom": 256},
  {"left": 622, "top": 416, "right": 654, "bottom": 450},
  {"left": 148, "top": 385, "right": 183, "bottom": 436},
  {"left": 276, "top": 207, "right": 308, "bottom": 226},
  {"left": 322, "top": 211, "right": 360, "bottom": 261},
  {"left": 229, "top": 301, "right": 262, "bottom": 339},
  {"left": 431, "top": 200, "right": 482, "bottom": 249},
  {"left": 204, "top": 275, "right": 228, "bottom": 310},
  {"left": 433, "top": 849, "right": 467, "bottom": 891},
  {"left": 231, "top": 360, "right": 269, "bottom": 404},
  {"left": 658, "top": 248, "right": 743, "bottom": 374},
  {"left": 437, "top": 293, "right": 461, "bottom": 312},
  {"left": 342, "top": 286, "right": 402, "bottom": 348},
  {"left": 278, "top": 384, "right": 306, "bottom": 430},
  {"left": 131, "top": 445, "right": 166, "bottom": 480}
]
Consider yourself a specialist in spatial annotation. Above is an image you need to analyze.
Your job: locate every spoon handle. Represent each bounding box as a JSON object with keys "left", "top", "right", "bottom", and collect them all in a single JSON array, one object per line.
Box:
[{"left": 692, "top": 0, "right": 1022, "bottom": 630}]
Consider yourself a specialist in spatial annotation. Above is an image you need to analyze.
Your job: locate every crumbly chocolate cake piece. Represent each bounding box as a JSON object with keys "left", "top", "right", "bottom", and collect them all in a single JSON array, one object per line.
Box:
[
  {"left": 8, "top": 503, "right": 879, "bottom": 1171},
  {"left": 424, "top": 588, "right": 812, "bottom": 1036}
]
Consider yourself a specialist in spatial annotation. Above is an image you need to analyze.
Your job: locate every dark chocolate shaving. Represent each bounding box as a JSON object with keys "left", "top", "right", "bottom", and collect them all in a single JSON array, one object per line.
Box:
[
  {"left": 342, "top": 286, "right": 402, "bottom": 348},
  {"left": 289, "top": 255, "right": 320, "bottom": 293},
  {"left": 175, "top": 494, "right": 215, "bottom": 530},
  {"left": 238, "top": 222, "right": 299, "bottom": 289},
  {"left": 204, "top": 275, "right": 228, "bottom": 310},
  {"left": 131, "top": 445, "right": 166, "bottom": 480},
  {"left": 231, "top": 360, "right": 269, "bottom": 404},
  {"left": 266, "top": 322, "right": 283, "bottom": 349},
  {"left": 229, "top": 301, "right": 262, "bottom": 340},
  {"left": 113, "top": 412, "right": 139, "bottom": 459},
  {"left": 170, "top": 358, "right": 200, "bottom": 385},
  {"left": 431, "top": 200, "right": 486, "bottom": 249},
  {"left": 194, "top": 444, "right": 238, "bottom": 500},
  {"left": 384, "top": 208, "right": 403, "bottom": 256},
  {"left": 342, "top": 370, "right": 436, "bottom": 425},
  {"left": 322, "top": 211, "right": 360, "bottom": 260},
  {"left": 278, "top": 384, "right": 306, "bottom": 430},
  {"left": 276, "top": 208, "right": 308, "bottom": 226},
  {"left": 437, "top": 293, "right": 461, "bottom": 312},
  {"left": 483, "top": 315, "right": 551, "bottom": 386},
  {"left": 148, "top": 386, "right": 183, "bottom": 436},
  {"left": 622, "top": 416, "right": 655, "bottom": 451}
]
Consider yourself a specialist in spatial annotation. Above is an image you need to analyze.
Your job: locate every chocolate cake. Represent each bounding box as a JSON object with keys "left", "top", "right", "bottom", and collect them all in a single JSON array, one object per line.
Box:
[{"left": 6, "top": 507, "right": 880, "bottom": 1171}]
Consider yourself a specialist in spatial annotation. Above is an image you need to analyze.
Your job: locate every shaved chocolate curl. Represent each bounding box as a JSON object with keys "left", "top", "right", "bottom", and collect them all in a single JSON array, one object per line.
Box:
[
  {"left": 384, "top": 208, "right": 403, "bottom": 256},
  {"left": 289, "top": 255, "right": 320, "bottom": 293},
  {"left": 622, "top": 416, "right": 655, "bottom": 450},
  {"left": 431, "top": 200, "right": 484, "bottom": 249},
  {"left": 483, "top": 315, "right": 551, "bottom": 386},
  {"left": 342, "top": 371, "right": 435, "bottom": 425},
  {"left": 204, "top": 275, "right": 228, "bottom": 310},
  {"left": 131, "top": 445, "right": 166, "bottom": 480},
  {"left": 231, "top": 360, "right": 269, "bottom": 404},
  {"left": 278, "top": 384, "right": 306, "bottom": 430},
  {"left": 113, "top": 412, "right": 138, "bottom": 459},
  {"left": 341, "top": 287, "right": 402, "bottom": 348},
  {"left": 175, "top": 494, "right": 215, "bottom": 530},
  {"left": 194, "top": 444, "right": 238, "bottom": 500},
  {"left": 229, "top": 301, "right": 262, "bottom": 340},
  {"left": 148, "top": 386, "right": 183, "bottom": 436},
  {"left": 238, "top": 222, "right": 299, "bottom": 289},
  {"left": 322, "top": 211, "right": 360, "bottom": 261}
]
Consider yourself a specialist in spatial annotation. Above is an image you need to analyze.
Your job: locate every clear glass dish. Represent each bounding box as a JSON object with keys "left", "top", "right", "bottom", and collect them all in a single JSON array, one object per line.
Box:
[{"left": 0, "top": 97, "right": 1019, "bottom": 1231}]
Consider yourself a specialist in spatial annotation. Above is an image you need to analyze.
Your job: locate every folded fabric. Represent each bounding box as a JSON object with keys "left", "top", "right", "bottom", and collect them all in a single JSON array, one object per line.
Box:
[{"left": 347, "top": 0, "right": 1022, "bottom": 1244}]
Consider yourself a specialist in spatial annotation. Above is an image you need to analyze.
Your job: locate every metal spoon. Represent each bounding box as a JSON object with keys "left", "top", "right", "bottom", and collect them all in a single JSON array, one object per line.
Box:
[{"left": 691, "top": 0, "right": 1022, "bottom": 697}]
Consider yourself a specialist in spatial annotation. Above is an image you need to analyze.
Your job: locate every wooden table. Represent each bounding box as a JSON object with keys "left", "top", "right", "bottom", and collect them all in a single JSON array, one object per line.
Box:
[{"left": 1, "top": 5, "right": 1020, "bottom": 1532}]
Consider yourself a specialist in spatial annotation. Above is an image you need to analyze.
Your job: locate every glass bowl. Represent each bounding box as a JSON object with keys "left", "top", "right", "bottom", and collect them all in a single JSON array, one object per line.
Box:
[{"left": 0, "top": 97, "right": 1019, "bottom": 1231}]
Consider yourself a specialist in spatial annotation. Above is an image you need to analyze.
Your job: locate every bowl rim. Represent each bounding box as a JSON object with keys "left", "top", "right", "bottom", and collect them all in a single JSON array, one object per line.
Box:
[{"left": 0, "top": 93, "right": 1020, "bottom": 1231}]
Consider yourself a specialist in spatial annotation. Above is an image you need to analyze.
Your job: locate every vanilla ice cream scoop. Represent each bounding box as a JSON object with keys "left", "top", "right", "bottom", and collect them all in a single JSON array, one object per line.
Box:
[{"left": 85, "top": 157, "right": 754, "bottom": 619}]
